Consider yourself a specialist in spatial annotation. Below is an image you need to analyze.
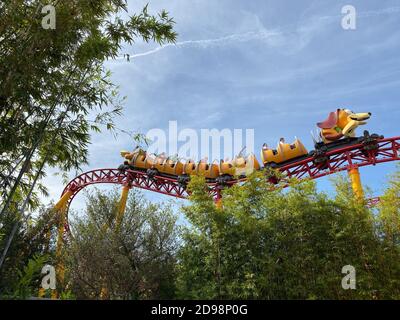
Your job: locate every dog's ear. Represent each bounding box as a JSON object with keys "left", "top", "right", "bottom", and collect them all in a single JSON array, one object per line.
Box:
[{"left": 317, "top": 111, "right": 338, "bottom": 129}]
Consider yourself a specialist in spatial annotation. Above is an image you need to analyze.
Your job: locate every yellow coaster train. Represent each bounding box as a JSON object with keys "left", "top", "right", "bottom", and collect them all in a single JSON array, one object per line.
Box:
[{"left": 119, "top": 109, "right": 373, "bottom": 182}]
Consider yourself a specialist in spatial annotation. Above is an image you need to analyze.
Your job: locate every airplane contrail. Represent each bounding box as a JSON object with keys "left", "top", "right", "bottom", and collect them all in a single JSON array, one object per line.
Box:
[
  {"left": 114, "top": 30, "right": 282, "bottom": 60},
  {"left": 113, "top": 6, "right": 400, "bottom": 61}
]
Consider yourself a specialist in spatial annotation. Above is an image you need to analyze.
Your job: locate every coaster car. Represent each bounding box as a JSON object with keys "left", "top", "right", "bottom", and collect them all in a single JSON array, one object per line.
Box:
[
  {"left": 260, "top": 138, "right": 308, "bottom": 166},
  {"left": 317, "top": 109, "right": 371, "bottom": 143},
  {"left": 195, "top": 159, "right": 220, "bottom": 179},
  {"left": 134, "top": 151, "right": 149, "bottom": 169},
  {"left": 182, "top": 160, "right": 197, "bottom": 175},
  {"left": 120, "top": 148, "right": 148, "bottom": 169},
  {"left": 219, "top": 154, "right": 261, "bottom": 176},
  {"left": 153, "top": 156, "right": 184, "bottom": 176}
]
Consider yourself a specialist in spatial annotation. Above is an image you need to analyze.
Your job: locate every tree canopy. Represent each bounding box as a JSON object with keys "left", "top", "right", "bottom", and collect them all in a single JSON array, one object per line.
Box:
[
  {"left": 0, "top": 0, "right": 177, "bottom": 275},
  {"left": 2, "top": 167, "right": 400, "bottom": 299},
  {"left": 0, "top": 0, "right": 176, "bottom": 211},
  {"left": 176, "top": 171, "right": 400, "bottom": 299},
  {"left": 64, "top": 188, "right": 179, "bottom": 299}
]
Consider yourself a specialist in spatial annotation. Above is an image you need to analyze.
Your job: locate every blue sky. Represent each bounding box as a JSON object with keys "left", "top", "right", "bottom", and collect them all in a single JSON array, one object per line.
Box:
[{"left": 44, "top": 0, "right": 400, "bottom": 213}]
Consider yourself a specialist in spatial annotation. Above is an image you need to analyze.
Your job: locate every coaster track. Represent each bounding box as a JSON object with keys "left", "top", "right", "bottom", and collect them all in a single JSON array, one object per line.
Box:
[{"left": 61, "top": 136, "right": 400, "bottom": 214}]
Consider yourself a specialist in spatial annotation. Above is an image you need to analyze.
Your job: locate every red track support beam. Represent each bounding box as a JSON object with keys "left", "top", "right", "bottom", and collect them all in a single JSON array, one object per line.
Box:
[{"left": 57, "top": 136, "right": 400, "bottom": 233}]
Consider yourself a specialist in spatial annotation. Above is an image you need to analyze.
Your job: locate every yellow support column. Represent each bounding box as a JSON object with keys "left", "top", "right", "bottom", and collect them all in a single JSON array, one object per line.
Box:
[
  {"left": 215, "top": 189, "right": 223, "bottom": 209},
  {"left": 54, "top": 190, "right": 73, "bottom": 211},
  {"left": 55, "top": 191, "right": 72, "bottom": 261},
  {"left": 348, "top": 166, "right": 364, "bottom": 199},
  {"left": 215, "top": 197, "right": 223, "bottom": 209},
  {"left": 53, "top": 204, "right": 67, "bottom": 299},
  {"left": 53, "top": 190, "right": 73, "bottom": 299},
  {"left": 38, "top": 191, "right": 73, "bottom": 299},
  {"left": 116, "top": 185, "right": 130, "bottom": 229}
]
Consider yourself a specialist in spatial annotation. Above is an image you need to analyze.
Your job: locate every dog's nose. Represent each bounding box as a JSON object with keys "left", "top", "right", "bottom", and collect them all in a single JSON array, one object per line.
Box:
[{"left": 368, "top": 112, "right": 372, "bottom": 116}]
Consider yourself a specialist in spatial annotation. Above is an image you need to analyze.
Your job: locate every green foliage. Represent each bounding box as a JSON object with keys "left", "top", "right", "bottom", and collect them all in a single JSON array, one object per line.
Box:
[
  {"left": 0, "top": 0, "right": 177, "bottom": 212},
  {"left": 13, "top": 255, "right": 48, "bottom": 299},
  {"left": 378, "top": 165, "right": 400, "bottom": 244},
  {"left": 0, "top": 0, "right": 177, "bottom": 294},
  {"left": 7, "top": 254, "right": 49, "bottom": 299},
  {"left": 63, "top": 188, "right": 179, "bottom": 299},
  {"left": 0, "top": 206, "right": 58, "bottom": 297},
  {"left": 177, "top": 171, "right": 400, "bottom": 299},
  {"left": 59, "top": 290, "right": 76, "bottom": 300},
  {"left": 3, "top": 167, "right": 400, "bottom": 300}
]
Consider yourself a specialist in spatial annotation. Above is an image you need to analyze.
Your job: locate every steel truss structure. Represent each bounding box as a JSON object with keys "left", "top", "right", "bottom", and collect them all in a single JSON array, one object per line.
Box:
[{"left": 59, "top": 136, "right": 400, "bottom": 229}]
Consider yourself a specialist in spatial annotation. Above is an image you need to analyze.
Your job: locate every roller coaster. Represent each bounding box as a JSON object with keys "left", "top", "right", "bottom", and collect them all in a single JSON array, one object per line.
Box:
[
  {"left": 53, "top": 109, "right": 400, "bottom": 238},
  {"left": 44, "top": 108, "right": 400, "bottom": 298}
]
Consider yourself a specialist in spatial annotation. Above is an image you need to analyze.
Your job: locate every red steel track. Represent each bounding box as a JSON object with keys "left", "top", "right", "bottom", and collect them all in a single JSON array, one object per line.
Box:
[{"left": 61, "top": 136, "right": 400, "bottom": 213}]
